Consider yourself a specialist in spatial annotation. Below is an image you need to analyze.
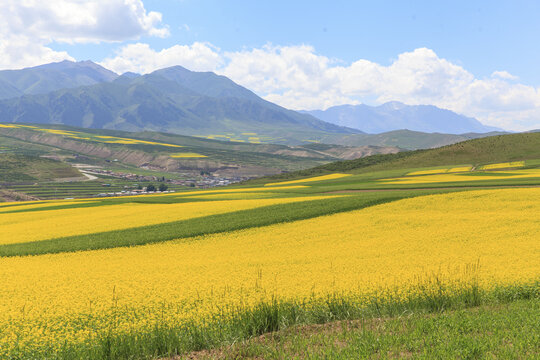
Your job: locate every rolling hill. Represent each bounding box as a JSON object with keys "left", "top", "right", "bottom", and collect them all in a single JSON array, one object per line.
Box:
[
  {"left": 258, "top": 132, "right": 540, "bottom": 180},
  {"left": 0, "top": 123, "right": 400, "bottom": 178},
  {"left": 315, "top": 129, "right": 507, "bottom": 150},
  {"left": 304, "top": 101, "right": 502, "bottom": 134}
]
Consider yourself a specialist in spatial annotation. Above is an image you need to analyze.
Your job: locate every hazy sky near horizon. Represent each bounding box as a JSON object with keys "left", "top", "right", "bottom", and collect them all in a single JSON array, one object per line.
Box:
[{"left": 0, "top": 0, "right": 539, "bottom": 131}]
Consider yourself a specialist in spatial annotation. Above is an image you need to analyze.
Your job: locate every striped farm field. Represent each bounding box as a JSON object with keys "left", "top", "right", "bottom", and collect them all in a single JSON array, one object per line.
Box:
[
  {"left": 380, "top": 168, "right": 540, "bottom": 185},
  {"left": 1, "top": 132, "right": 540, "bottom": 360},
  {"left": 0, "top": 184, "right": 539, "bottom": 358},
  {"left": 481, "top": 161, "right": 525, "bottom": 170},
  {"left": 264, "top": 173, "right": 351, "bottom": 186},
  {"left": 0, "top": 194, "right": 336, "bottom": 245}
]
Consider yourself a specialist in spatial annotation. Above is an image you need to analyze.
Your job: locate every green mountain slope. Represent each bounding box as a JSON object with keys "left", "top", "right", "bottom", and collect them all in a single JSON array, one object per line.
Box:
[
  {"left": 0, "top": 60, "right": 118, "bottom": 99},
  {"left": 260, "top": 132, "right": 540, "bottom": 179},
  {"left": 0, "top": 66, "right": 358, "bottom": 144}
]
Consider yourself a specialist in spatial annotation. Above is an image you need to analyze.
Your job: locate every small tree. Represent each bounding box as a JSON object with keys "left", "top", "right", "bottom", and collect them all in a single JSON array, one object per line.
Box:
[
  {"left": 158, "top": 183, "right": 168, "bottom": 192},
  {"left": 146, "top": 184, "right": 156, "bottom": 192}
]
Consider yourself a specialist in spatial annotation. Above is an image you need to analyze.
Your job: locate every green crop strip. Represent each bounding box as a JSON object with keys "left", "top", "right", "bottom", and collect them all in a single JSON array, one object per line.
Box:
[{"left": 0, "top": 189, "right": 463, "bottom": 257}]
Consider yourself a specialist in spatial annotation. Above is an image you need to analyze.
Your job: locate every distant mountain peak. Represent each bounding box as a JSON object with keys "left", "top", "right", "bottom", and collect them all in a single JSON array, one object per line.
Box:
[
  {"left": 0, "top": 60, "right": 118, "bottom": 99},
  {"left": 120, "top": 71, "right": 141, "bottom": 78},
  {"left": 379, "top": 101, "right": 407, "bottom": 110},
  {"left": 304, "top": 102, "right": 503, "bottom": 134}
]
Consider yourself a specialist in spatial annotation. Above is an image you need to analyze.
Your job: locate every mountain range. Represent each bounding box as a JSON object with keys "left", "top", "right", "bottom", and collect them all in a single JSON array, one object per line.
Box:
[
  {"left": 0, "top": 60, "right": 503, "bottom": 146},
  {"left": 303, "top": 102, "right": 501, "bottom": 134},
  {"left": 0, "top": 61, "right": 358, "bottom": 144}
]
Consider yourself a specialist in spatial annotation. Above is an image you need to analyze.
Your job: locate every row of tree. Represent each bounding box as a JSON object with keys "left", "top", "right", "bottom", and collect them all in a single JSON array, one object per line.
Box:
[{"left": 146, "top": 183, "right": 168, "bottom": 192}]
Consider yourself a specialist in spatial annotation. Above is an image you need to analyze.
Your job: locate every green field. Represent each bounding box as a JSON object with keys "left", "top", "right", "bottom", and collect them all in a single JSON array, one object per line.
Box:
[{"left": 0, "top": 153, "right": 80, "bottom": 182}]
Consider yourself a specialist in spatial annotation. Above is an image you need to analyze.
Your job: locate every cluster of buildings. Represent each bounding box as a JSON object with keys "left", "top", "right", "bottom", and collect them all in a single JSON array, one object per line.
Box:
[
  {"left": 95, "top": 189, "right": 176, "bottom": 198},
  {"left": 171, "top": 175, "right": 252, "bottom": 188}
]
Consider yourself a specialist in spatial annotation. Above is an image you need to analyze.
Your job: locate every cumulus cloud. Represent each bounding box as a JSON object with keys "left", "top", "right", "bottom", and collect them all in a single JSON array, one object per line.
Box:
[
  {"left": 0, "top": 35, "right": 75, "bottom": 70},
  {"left": 0, "top": 0, "right": 167, "bottom": 69},
  {"left": 220, "top": 46, "right": 540, "bottom": 131},
  {"left": 96, "top": 42, "right": 540, "bottom": 130},
  {"left": 0, "top": 0, "right": 168, "bottom": 43},
  {"left": 100, "top": 42, "right": 222, "bottom": 74}
]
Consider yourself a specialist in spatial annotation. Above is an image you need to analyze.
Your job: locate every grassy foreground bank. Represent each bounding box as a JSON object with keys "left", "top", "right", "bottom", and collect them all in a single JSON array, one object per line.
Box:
[{"left": 189, "top": 298, "right": 539, "bottom": 359}]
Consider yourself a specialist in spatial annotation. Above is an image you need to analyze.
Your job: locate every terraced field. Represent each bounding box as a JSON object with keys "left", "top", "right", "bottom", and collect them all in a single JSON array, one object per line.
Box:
[
  {"left": 1, "top": 181, "right": 186, "bottom": 200},
  {"left": 0, "top": 151, "right": 539, "bottom": 358}
]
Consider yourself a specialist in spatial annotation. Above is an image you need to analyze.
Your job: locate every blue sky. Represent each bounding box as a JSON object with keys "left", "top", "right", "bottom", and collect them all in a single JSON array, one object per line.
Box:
[
  {"left": 54, "top": 0, "right": 540, "bottom": 84},
  {"left": 1, "top": 0, "right": 539, "bottom": 130}
]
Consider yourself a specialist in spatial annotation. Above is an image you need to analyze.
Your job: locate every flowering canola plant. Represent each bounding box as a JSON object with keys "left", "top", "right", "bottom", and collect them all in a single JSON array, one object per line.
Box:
[
  {"left": 481, "top": 161, "right": 524, "bottom": 170},
  {"left": 407, "top": 168, "right": 449, "bottom": 176},
  {"left": 265, "top": 173, "right": 351, "bottom": 186},
  {"left": 382, "top": 168, "right": 540, "bottom": 185},
  {"left": 0, "top": 195, "right": 333, "bottom": 245},
  {"left": 447, "top": 166, "right": 473, "bottom": 172},
  {"left": 0, "top": 124, "right": 183, "bottom": 147},
  {"left": 0, "top": 188, "right": 538, "bottom": 355},
  {"left": 170, "top": 152, "right": 208, "bottom": 158}
]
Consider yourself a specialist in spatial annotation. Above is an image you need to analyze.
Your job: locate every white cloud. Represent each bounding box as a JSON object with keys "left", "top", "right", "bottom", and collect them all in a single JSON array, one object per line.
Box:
[
  {"left": 219, "top": 46, "right": 540, "bottom": 131},
  {"left": 0, "top": 0, "right": 168, "bottom": 44},
  {"left": 0, "top": 0, "right": 168, "bottom": 70},
  {"left": 100, "top": 42, "right": 222, "bottom": 74},
  {"left": 491, "top": 70, "right": 518, "bottom": 80},
  {"left": 0, "top": 35, "right": 75, "bottom": 70},
  {"left": 96, "top": 42, "right": 540, "bottom": 130}
]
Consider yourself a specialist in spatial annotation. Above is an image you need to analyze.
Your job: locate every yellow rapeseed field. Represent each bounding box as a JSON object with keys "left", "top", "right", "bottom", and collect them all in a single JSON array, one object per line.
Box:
[
  {"left": 382, "top": 168, "right": 540, "bottom": 184},
  {"left": 0, "top": 124, "right": 183, "bottom": 147},
  {"left": 407, "top": 168, "right": 448, "bottom": 176},
  {"left": 0, "top": 188, "right": 538, "bottom": 354},
  {"left": 447, "top": 166, "right": 473, "bottom": 172},
  {"left": 170, "top": 152, "right": 208, "bottom": 158},
  {"left": 265, "top": 173, "right": 351, "bottom": 186},
  {"left": 0, "top": 195, "right": 334, "bottom": 245},
  {"left": 481, "top": 161, "right": 524, "bottom": 170},
  {"left": 0, "top": 200, "right": 94, "bottom": 213},
  {"left": 408, "top": 166, "right": 472, "bottom": 176}
]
